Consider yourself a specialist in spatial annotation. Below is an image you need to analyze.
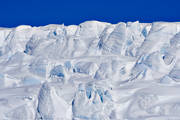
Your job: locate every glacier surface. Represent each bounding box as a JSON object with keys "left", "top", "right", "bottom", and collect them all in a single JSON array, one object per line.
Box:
[{"left": 0, "top": 21, "right": 180, "bottom": 119}]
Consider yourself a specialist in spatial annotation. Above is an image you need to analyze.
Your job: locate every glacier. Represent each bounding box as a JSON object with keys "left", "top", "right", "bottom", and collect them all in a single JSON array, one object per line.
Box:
[{"left": 0, "top": 21, "right": 180, "bottom": 119}]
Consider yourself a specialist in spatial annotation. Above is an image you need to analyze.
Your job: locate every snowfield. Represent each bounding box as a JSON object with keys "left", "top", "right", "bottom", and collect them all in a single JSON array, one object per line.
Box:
[{"left": 0, "top": 21, "right": 180, "bottom": 120}]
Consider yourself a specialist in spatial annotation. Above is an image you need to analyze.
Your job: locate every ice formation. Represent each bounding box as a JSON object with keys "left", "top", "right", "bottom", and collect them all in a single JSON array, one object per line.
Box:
[{"left": 0, "top": 21, "right": 180, "bottom": 119}]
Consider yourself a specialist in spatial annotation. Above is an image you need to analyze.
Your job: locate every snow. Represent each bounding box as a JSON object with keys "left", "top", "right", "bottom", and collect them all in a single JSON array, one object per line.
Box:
[{"left": 0, "top": 21, "right": 180, "bottom": 119}]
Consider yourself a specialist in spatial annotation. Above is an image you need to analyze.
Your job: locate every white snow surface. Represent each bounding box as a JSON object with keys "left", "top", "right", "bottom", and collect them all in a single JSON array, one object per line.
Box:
[{"left": 0, "top": 21, "right": 180, "bottom": 119}]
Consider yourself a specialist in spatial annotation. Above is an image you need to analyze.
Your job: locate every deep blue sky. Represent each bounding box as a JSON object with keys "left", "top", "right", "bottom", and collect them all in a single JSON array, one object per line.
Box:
[{"left": 0, "top": 0, "right": 179, "bottom": 27}]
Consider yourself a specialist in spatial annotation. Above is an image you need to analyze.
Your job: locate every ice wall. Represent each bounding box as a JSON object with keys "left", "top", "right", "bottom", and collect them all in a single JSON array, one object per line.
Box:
[{"left": 0, "top": 21, "right": 180, "bottom": 119}]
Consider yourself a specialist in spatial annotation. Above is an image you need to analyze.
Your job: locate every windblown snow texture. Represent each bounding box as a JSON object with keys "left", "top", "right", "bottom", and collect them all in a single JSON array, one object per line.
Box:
[{"left": 0, "top": 21, "right": 180, "bottom": 119}]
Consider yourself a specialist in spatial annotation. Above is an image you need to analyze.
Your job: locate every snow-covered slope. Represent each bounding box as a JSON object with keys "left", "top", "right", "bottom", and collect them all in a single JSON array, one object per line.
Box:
[{"left": 0, "top": 21, "right": 180, "bottom": 119}]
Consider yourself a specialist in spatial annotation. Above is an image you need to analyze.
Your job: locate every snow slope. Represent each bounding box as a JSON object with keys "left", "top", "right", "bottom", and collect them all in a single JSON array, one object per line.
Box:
[{"left": 0, "top": 21, "right": 180, "bottom": 119}]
